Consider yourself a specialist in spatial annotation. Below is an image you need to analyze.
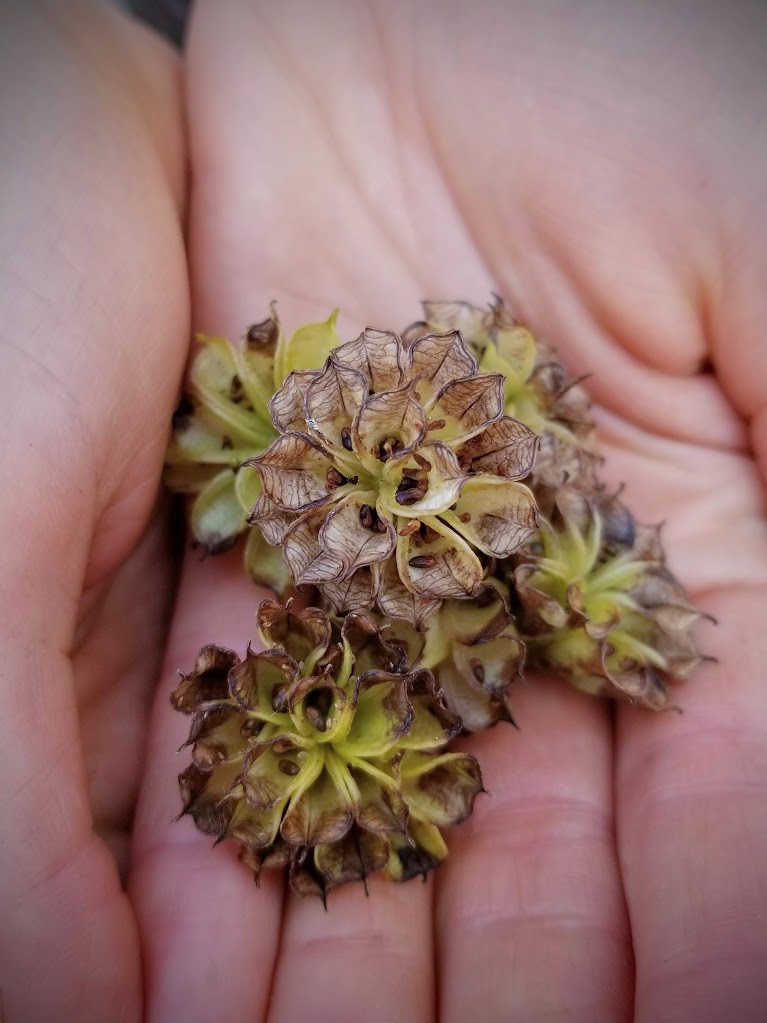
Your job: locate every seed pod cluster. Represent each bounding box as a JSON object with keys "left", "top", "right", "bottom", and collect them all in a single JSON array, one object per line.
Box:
[{"left": 167, "top": 299, "right": 710, "bottom": 897}]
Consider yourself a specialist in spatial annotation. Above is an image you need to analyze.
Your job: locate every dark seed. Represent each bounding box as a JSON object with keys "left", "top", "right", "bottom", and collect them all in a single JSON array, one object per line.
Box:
[
  {"left": 409, "top": 555, "right": 437, "bottom": 569},
  {"left": 419, "top": 524, "right": 440, "bottom": 544},
  {"left": 305, "top": 705, "right": 327, "bottom": 732},
  {"left": 240, "top": 719, "right": 261, "bottom": 738},
  {"left": 278, "top": 758, "right": 300, "bottom": 776},
  {"left": 396, "top": 485, "right": 428, "bottom": 506},
  {"left": 326, "top": 468, "right": 348, "bottom": 489},
  {"left": 221, "top": 435, "right": 233, "bottom": 450},
  {"left": 271, "top": 737, "right": 296, "bottom": 754},
  {"left": 426, "top": 419, "right": 446, "bottom": 432},
  {"left": 359, "top": 504, "right": 376, "bottom": 530},
  {"left": 459, "top": 512, "right": 472, "bottom": 523},
  {"left": 341, "top": 427, "right": 353, "bottom": 451},
  {"left": 470, "top": 658, "right": 485, "bottom": 684},
  {"left": 230, "top": 375, "right": 244, "bottom": 403},
  {"left": 377, "top": 436, "right": 403, "bottom": 462}
]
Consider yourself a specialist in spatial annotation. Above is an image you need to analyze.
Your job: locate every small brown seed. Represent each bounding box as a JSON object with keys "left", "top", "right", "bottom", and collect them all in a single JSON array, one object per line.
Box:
[
  {"left": 326, "top": 468, "right": 348, "bottom": 489},
  {"left": 426, "top": 418, "right": 446, "bottom": 432},
  {"left": 399, "top": 520, "right": 421, "bottom": 537},
  {"left": 359, "top": 504, "right": 376, "bottom": 530},
  {"left": 470, "top": 658, "right": 485, "bottom": 684},
  {"left": 419, "top": 524, "right": 440, "bottom": 544},
  {"left": 409, "top": 555, "right": 437, "bottom": 569},
  {"left": 459, "top": 512, "right": 472, "bottom": 523},
  {"left": 378, "top": 436, "right": 404, "bottom": 462},
  {"left": 278, "top": 758, "right": 300, "bottom": 776},
  {"left": 221, "top": 435, "right": 233, "bottom": 450},
  {"left": 396, "top": 485, "right": 428, "bottom": 505},
  {"left": 341, "top": 427, "right": 353, "bottom": 451},
  {"left": 240, "top": 718, "right": 261, "bottom": 738}
]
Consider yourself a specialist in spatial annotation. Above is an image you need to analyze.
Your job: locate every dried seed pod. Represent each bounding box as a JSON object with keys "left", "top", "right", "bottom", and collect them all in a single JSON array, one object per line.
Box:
[
  {"left": 509, "top": 494, "right": 711, "bottom": 710},
  {"left": 165, "top": 311, "right": 344, "bottom": 595},
  {"left": 367, "top": 578, "right": 525, "bottom": 732},
  {"left": 172, "top": 602, "right": 483, "bottom": 898},
  {"left": 407, "top": 298, "right": 600, "bottom": 493},
  {"left": 250, "top": 327, "right": 540, "bottom": 626}
]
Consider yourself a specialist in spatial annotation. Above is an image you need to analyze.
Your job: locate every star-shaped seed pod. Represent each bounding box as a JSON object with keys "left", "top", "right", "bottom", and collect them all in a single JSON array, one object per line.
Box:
[
  {"left": 165, "top": 311, "right": 344, "bottom": 594},
  {"left": 509, "top": 490, "right": 712, "bottom": 710},
  {"left": 171, "top": 602, "right": 484, "bottom": 898},
  {"left": 403, "top": 298, "right": 600, "bottom": 493},
  {"left": 374, "top": 579, "right": 525, "bottom": 732},
  {"left": 249, "top": 327, "right": 540, "bottom": 626}
]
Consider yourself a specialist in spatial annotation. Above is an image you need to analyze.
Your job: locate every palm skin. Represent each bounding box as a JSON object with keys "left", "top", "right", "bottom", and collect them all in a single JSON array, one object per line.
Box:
[{"left": 1, "top": 1, "right": 766, "bottom": 1021}]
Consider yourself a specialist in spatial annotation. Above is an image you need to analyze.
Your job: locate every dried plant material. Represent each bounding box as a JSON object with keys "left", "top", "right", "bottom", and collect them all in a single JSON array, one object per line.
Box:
[
  {"left": 510, "top": 492, "right": 711, "bottom": 709},
  {"left": 404, "top": 298, "right": 600, "bottom": 492},
  {"left": 165, "top": 312, "right": 342, "bottom": 594},
  {"left": 373, "top": 578, "right": 525, "bottom": 732},
  {"left": 172, "top": 603, "right": 483, "bottom": 898},
  {"left": 250, "top": 328, "right": 539, "bottom": 625}
]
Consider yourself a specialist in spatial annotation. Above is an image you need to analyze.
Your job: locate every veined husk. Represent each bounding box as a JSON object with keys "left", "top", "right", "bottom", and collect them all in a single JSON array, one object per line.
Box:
[
  {"left": 367, "top": 578, "right": 525, "bottom": 732},
  {"left": 509, "top": 489, "right": 711, "bottom": 709},
  {"left": 403, "top": 298, "right": 600, "bottom": 493},
  {"left": 250, "top": 327, "right": 540, "bottom": 626},
  {"left": 172, "top": 601, "right": 484, "bottom": 898},
  {"left": 165, "top": 311, "right": 344, "bottom": 595}
]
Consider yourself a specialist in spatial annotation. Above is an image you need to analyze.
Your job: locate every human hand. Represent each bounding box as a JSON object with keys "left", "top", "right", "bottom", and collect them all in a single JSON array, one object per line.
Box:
[
  {"left": 3, "top": 2, "right": 767, "bottom": 1022},
  {"left": 0, "top": 2, "right": 188, "bottom": 1019}
]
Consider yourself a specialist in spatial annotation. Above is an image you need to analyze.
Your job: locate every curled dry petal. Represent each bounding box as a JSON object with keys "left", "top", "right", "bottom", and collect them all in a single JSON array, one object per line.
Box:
[
  {"left": 396, "top": 517, "right": 484, "bottom": 600},
  {"left": 282, "top": 510, "right": 344, "bottom": 586},
  {"left": 319, "top": 492, "right": 397, "bottom": 578},
  {"left": 375, "top": 557, "right": 441, "bottom": 628},
  {"left": 442, "top": 477, "right": 539, "bottom": 558},
  {"left": 269, "top": 370, "right": 315, "bottom": 433},
  {"left": 427, "top": 374, "right": 505, "bottom": 445},
  {"left": 408, "top": 330, "right": 477, "bottom": 403},
  {"left": 257, "top": 600, "right": 332, "bottom": 663},
  {"left": 251, "top": 433, "right": 337, "bottom": 511},
  {"left": 333, "top": 328, "right": 405, "bottom": 392},
  {"left": 352, "top": 385, "right": 426, "bottom": 465},
  {"left": 321, "top": 568, "right": 378, "bottom": 616},
  {"left": 171, "top": 646, "right": 239, "bottom": 713},
  {"left": 457, "top": 415, "right": 539, "bottom": 479},
  {"left": 306, "top": 357, "right": 367, "bottom": 450}
]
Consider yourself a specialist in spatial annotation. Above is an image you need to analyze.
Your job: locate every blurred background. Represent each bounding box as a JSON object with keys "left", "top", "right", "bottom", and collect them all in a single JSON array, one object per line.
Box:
[{"left": 121, "top": 0, "right": 191, "bottom": 45}]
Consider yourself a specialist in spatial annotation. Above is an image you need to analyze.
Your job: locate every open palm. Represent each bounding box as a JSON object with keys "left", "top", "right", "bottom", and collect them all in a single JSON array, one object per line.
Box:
[{"left": 2, "top": 2, "right": 766, "bottom": 1021}]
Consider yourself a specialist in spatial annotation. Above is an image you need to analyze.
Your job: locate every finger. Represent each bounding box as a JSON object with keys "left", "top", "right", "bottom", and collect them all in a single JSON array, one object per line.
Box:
[
  {"left": 0, "top": 3, "right": 184, "bottom": 1020},
  {"left": 436, "top": 680, "right": 633, "bottom": 1023},
  {"left": 267, "top": 872, "right": 434, "bottom": 1023},
  {"left": 617, "top": 587, "right": 767, "bottom": 1022},
  {"left": 130, "top": 548, "right": 284, "bottom": 1023},
  {"left": 184, "top": 0, "right": 495, "bottom": 337}
]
